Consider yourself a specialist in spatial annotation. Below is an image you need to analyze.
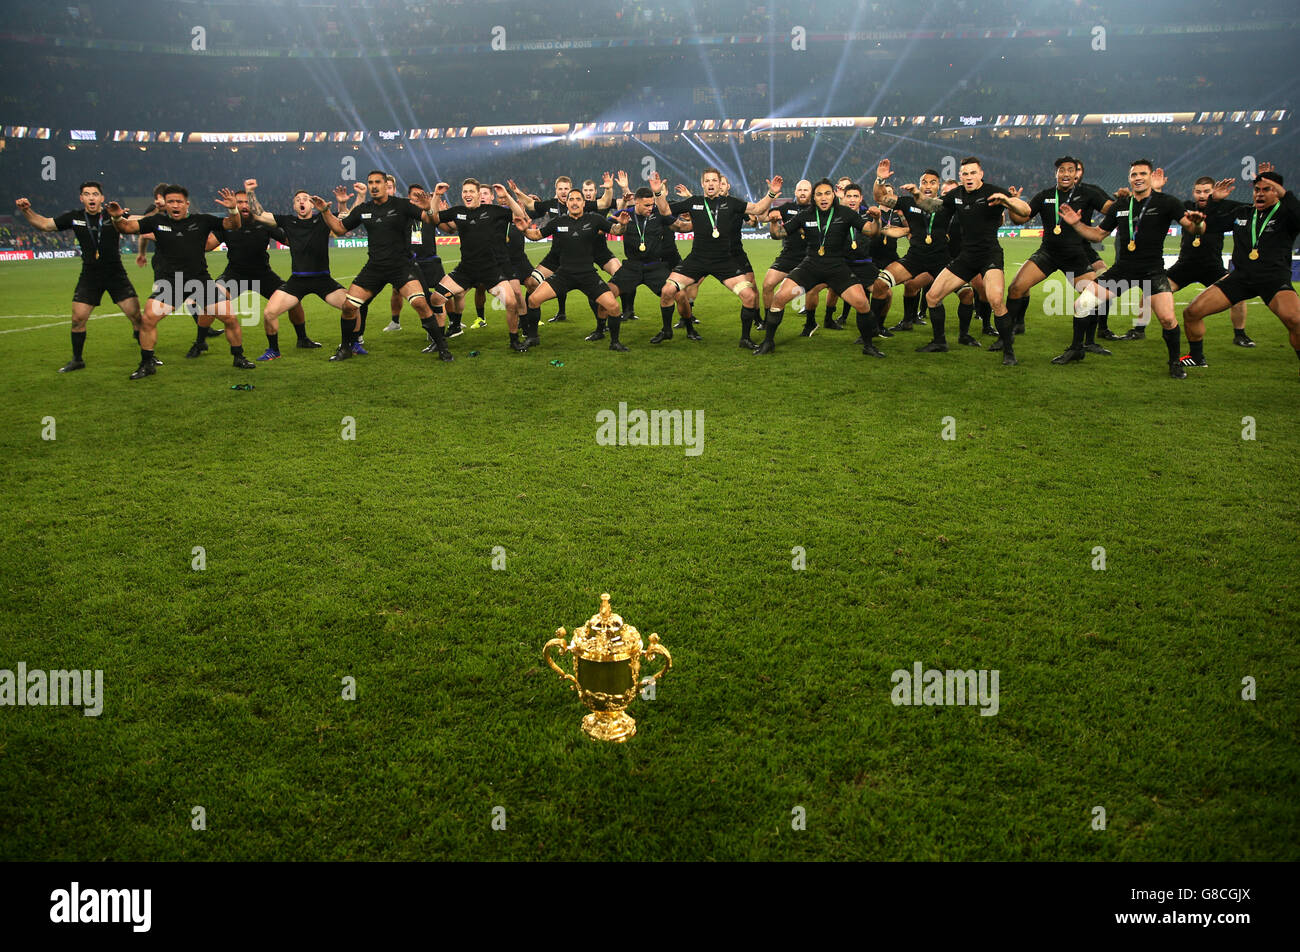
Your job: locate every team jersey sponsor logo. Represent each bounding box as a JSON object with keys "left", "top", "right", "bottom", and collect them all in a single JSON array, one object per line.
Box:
[
  {"left": 73, "top": 219, "right": 87, "bottom": 226},
  {"left": 361, "top": 213, "right": 372, "bottom": 219}
]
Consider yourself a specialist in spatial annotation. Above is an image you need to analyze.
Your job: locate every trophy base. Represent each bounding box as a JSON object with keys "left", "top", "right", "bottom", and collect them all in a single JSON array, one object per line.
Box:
[{"left": 581, "top": 710, "right": 637, "bottom": 742}]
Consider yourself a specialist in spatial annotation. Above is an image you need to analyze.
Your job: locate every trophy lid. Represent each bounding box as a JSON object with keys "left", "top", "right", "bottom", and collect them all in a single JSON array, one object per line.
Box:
[{"left": 570, "top": 593, "right": 643, "bottom": 662}]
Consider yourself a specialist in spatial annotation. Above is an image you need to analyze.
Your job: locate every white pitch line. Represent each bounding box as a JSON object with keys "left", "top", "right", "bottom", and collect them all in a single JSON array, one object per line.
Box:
[{"left": 0, "top": 313, "right": 121, "bottom": 334}]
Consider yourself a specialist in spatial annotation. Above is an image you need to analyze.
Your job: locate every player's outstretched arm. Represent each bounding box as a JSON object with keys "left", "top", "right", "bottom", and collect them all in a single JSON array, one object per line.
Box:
[
  {"left": 519, "top": 217, "right": 544, "bottom": 241},
  {"left": 744, "top": 176, "right": 782, "bottom": 217},
  {"left": 651, "top": 173, "right": 672, "bottom": 217},
  {"left": 597, "top": 172, "right": 615, "bottom": 211},
  {"left": 902, "top": 184, "right": 942, "bottom": 213},
  {"left": 496, "top": 184, "right": 526, "bottom": 220},
  {"left": 311, "top": 195, "right": 343, "bottom": 232},
  {"left": 106, "top": 202, "right": 141, "bottom": 234},
  {"left": 322, "top": 191, "right": 350, "bottom": 236},
  {"left": 214, "top": 188, "right": 242, "bottom": 230},
  {"left": 508, "top": 180, "right": 537, "bottom": 213},
  {"left": 991, "top": 186, "right": 1031, "bottom": 221},
  {"left": 242, "top": 180, "right": 277, "bottom": 226},
  {"left": 14, "top": 198, "right": 57, "bottom": 231},
  {"left": 873, "top": 160, "right": 895, "bottom": 202},
  {"left": 1059, "top": 203, "right": 1106, "bottom": 242}
]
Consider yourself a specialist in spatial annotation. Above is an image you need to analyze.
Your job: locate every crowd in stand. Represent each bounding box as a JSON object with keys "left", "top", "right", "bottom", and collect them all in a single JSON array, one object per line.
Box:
[{"left": 4, "top": 30, "right": 1293, "bottom": 133}]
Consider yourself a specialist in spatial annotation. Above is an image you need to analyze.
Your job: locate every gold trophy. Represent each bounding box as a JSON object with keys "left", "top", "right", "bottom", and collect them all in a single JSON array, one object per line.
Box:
[{"left": 543, "top": 593, "right": 672, "bottom": 742}]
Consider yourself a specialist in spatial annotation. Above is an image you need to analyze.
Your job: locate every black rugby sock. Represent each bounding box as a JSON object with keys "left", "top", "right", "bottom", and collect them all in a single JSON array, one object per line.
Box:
[
  {"left": 927, "top": 304, "right": 946, "bottom": 341},
  {"left": 1162, "top": 326, "right": 1182, "bottom": 362}
]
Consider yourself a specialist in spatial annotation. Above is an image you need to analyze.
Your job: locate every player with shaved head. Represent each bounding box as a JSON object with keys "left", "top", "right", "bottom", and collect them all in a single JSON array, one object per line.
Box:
[{"left": 764, "top": 179, "right": 816, "bottom": 336}]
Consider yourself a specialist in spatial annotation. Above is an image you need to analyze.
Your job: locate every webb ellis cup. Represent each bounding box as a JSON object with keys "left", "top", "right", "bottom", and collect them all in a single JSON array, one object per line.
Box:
[{"left": 543, "top": 593, "right": 672, "bottom": 742}]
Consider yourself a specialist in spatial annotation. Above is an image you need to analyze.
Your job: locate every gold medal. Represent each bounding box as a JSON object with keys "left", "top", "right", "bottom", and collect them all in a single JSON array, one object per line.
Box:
[
  {"left": 1249, "top": 248, "right": 1260, "bottom": 260},
  {"left": 818, "top": 247, "right": 825, "bottom": 256},
  {"left": 1127, "top": 241, "right": 1136, "bottom": 251},
  {"left": 851, "top": 239, "right": 857, "bottom": 250},
  {"left": 1192, "top": 237, "right": 1200, "bottom": 247},
  {"left": 1053, "top": 225, "right": 1062, "bottom": 235},
  {"left": 711, "top": 228, "right": 719, "bottom": 238},
  {"left": 925, "top": 235, "right": 932, "bottom": 244},
  {"left": 639, "top": 242, "right": 646, "bottom": 252},
  {"left": 94, "top": 251, "right": 99, "bottom": 260}
]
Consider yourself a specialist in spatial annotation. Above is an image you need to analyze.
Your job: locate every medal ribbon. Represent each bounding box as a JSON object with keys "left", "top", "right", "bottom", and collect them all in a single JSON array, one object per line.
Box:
[
  {"left": 1128, "top": 195, "right": 1147, "bottom": 246},
  {"left": 702, "top": 198, "right": 719, "bottom": 236},
  {"left": 633, "top": 213, "right": 648, "bottom": 248},
  {"left": 815, "top": 207, "right": 831, "bottom": 252},
  {"left": 87, "top": 211, "right": 101, "bottom": 260},
  {"left": 1251, "top": 203, "right": 1278, "bottom": 252}
]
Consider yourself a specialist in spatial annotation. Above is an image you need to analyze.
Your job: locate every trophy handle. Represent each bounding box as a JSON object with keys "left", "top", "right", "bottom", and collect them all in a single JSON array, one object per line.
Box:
[
  {"left": 543, "top": 627, "right": 578, "bottom": 690},
  {"left": 642, "top": 633, "right": 672, "bottom": 684}
]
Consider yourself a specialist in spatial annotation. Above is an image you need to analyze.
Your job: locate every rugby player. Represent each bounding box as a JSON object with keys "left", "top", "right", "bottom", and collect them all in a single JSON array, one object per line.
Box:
[
  {"left": 239, "top": 185, "right": 355, "bottom": 359},
  {"left": 1058, "top": 161, "right": 1206, "bottom": 378},
  {"left": 1183, "top": 167, "right": 1299, "bottom": 373},
  {"left": 108, "top": 185, "right": 249, "bottom": 378},
  {"left": 760, "top": 179, "right": 884, "bottom": 358},
  {"left": 222, "top": 181, "right": 320, "bottom": 359},
  {"left": 329, "top": 170, "right": 451, "bottom": 362},
  {"left": 876, "top": 157, "right": 1029, "bottom": 364},
  {"left": 15, "top": 182, "right": 145, "bottom": 372},
  {"left": 521, "top": 188, "right": 626, "bottom": 351},
  {"left": 657, "top": 168, "right": 783, "bottom": 351}
]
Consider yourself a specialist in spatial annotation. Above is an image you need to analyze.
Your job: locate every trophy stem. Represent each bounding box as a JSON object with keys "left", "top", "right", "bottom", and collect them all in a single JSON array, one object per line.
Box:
[{"left": 582, "top": 710, "right": 637, "bottom": 743}]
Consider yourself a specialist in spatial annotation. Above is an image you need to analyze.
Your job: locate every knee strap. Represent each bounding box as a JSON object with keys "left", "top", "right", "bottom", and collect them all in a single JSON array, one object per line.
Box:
[
  {"left": 731, "top": 280, "right": 754, "bottom": 296},
  {"left": 345, "top": 295, "right": 366, "bottom": 308}
]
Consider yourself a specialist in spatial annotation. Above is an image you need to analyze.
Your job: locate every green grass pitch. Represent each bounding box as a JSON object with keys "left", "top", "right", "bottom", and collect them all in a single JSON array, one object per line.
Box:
[{"left": 1, "top": 237, "right": 1297, "bottom": 861}]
